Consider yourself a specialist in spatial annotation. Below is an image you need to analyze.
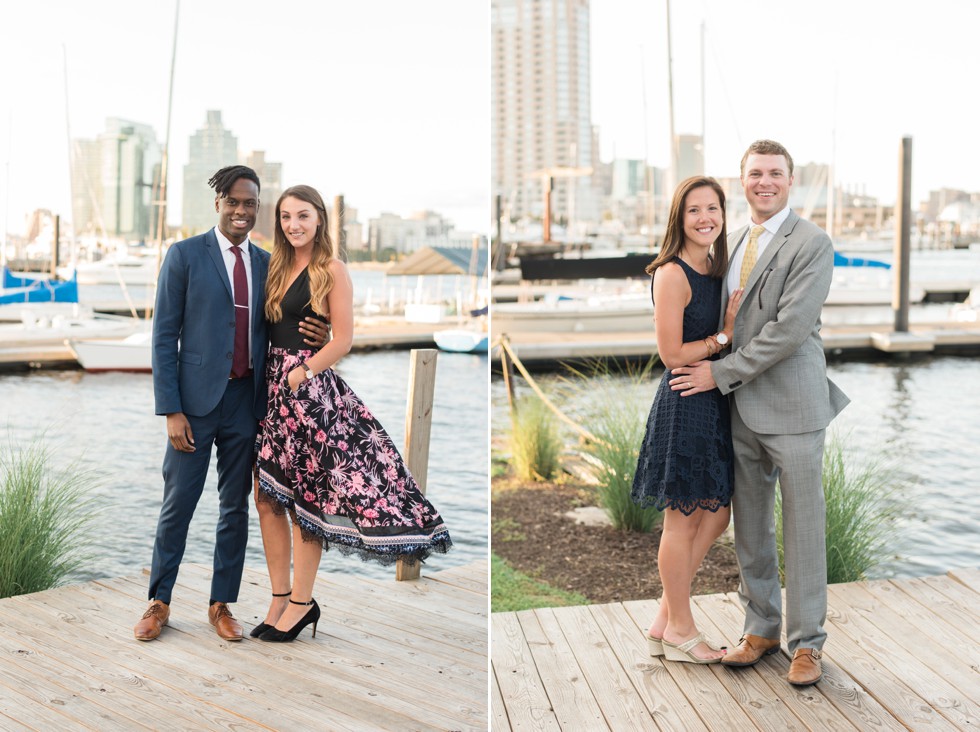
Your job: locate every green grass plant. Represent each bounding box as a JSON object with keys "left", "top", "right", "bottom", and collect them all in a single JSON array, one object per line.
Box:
[
  {"left": 508, "top": 397, "right": 562, "bottom": 482},
  {"left": 777, "top": 435, "right": 897, "bottom": 584},
  {"left": 560, "top": 359, "right": 662, "bottom": 532},
  {"left": 491, "top": 553, "right": 588, "bottom": 612},
  {"left": 0, "top": 438, "right": 100, "bottom": 598}
]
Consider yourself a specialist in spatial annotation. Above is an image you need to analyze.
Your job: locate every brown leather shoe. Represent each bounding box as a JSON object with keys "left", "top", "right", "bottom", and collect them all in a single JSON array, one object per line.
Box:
[
  {"left": 720, "top": 634, "right": 780, "bottom": 667},
  {"left": 134, "top": 600, "right": 170, "bottom": 641},
  {"left": 788, "top": 648, "right": 823, "bottom": 685},
  {"left": 208, "top": 602, "right": 244, "bottom": 641}
]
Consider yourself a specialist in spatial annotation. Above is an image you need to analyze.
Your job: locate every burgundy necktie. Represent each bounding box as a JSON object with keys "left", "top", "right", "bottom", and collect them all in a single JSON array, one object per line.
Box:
[{"left": 230, "top": 245, "right": 250, "bottom": 378}]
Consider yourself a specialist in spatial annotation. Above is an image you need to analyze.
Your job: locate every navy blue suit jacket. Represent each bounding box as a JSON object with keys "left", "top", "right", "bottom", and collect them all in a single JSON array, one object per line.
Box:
[{"left": 152, "top": 229, "right": 270, "bottom": 419}]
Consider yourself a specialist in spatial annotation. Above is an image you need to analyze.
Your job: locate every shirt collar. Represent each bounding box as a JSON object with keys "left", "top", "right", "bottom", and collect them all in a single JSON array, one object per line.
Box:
[
  {"left": 752, "top": 206, "right": 791, "bottom": 236},
  {"left": 213, "top": 226, "right": 251, "bottom": 253}
]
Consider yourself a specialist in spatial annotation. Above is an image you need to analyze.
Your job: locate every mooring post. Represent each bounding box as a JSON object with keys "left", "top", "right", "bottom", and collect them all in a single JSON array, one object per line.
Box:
[
  {"left": 396, "top": 348, "right": 438, "bottom": 581},
  {"left": 893, "top": 136, "right": 912, "bottom": 333}
]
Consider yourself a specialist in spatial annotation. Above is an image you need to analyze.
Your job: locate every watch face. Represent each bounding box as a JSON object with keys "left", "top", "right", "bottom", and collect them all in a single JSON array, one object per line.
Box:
[{"left": 717, "top": 333, "right": 729, "bottom": 345}]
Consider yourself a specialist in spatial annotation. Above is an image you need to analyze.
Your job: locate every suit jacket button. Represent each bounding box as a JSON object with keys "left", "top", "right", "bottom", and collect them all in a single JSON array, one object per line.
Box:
[{"left": 226, "top": 352, "right": 233, "bottom": 359}]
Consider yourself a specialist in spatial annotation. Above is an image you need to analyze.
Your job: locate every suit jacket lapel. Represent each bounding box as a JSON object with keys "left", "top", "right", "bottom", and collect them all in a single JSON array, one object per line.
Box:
[
  {"left": 250, "top": 250, "right": 266, "bottom": 331},
  {"left": 205, "top": 229, "right": 234, "bottom": 300},
  {"left": 754, "top": 210, "right": 800, "bottom": 275}
]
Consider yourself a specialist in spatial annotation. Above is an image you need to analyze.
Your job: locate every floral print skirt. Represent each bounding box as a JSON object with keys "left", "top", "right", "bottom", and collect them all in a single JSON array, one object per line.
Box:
[{"left": 256, "top": 347, "right": 452, "bottom": 566}]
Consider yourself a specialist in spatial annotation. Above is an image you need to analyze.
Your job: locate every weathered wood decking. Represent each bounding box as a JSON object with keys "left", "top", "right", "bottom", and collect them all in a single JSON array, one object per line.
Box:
[
  {"left": 0, "top": 559, "right": 488, "bottom": 731},
  {"left": 492, "top": 568, "right": 980, "bottom": 730}
]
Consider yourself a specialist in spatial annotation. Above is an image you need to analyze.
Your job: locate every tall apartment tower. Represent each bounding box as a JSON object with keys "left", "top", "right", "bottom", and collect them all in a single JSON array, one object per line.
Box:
[
  {"left": 70, "top": 118, "right": 160, "bottom": 241},
  {"left": 492, "top": 0, "right": 597, "bottom": 230},
  {"left": 182, "top": 111, "right": 238, "bottom": 234},
  {"left": 243, "top": 151, "right": 282, "bottom": 243}
]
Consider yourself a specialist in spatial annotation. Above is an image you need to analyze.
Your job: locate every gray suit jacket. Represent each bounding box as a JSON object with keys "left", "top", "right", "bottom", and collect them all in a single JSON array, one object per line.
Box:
[{"left": 710, "top": 210, "right": 849, "bottom": 434}]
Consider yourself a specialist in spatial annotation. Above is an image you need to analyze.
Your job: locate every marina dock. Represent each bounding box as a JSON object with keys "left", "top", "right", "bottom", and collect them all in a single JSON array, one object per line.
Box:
[
  {"left": 0, "top": 318, "right": 451, "bottom": 370},
  {"left": 0, "top": 559, "right": 488, "bottom": 730},
  {"left": 492, "top": 567, "right": 980, "bottom": 731},
  {"left": 493, "top": 320, "right": 980, "bottom": 368}
]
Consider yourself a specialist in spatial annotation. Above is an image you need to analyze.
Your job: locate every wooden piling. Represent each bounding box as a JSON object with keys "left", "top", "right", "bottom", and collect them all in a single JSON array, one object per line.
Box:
[
  {"left": 396, "top": 348, "right": 438, "bottom": 581},
  {"left": 893, "top": 136, "right": 912, "bottom": 332}
]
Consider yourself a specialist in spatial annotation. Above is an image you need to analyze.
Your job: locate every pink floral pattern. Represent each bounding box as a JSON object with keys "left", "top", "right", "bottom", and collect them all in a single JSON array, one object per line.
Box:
[{"left": 257, "top": 347, "right": 452, "bottom": 566}]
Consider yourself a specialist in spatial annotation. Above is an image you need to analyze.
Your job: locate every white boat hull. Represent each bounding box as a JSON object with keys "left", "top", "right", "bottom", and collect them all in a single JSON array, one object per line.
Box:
[
  {"left": 434, "top": 329, "right": 489, "bottom": 353},
  {"left": 66, "top": 331, "right": 152, "bottom": 372}
]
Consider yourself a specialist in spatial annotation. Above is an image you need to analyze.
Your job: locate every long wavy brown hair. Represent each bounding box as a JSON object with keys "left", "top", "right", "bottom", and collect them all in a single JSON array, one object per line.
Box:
[
  {"left": 645, "top": 176, "right": 728, "bottom": 279},
  {"left": 265, "top": 185, "right": 335, "bottom": 322}
]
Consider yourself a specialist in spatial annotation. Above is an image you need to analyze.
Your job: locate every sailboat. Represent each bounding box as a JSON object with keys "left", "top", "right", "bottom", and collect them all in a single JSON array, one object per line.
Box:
[{"left": 68, "top": 3, "right": 179, "bottom": 372}]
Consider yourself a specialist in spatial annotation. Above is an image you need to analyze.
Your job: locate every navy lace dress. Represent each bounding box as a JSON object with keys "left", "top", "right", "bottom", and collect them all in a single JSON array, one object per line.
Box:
[{"left": 631, "top": 258, "right": 734, "bottom": 515}]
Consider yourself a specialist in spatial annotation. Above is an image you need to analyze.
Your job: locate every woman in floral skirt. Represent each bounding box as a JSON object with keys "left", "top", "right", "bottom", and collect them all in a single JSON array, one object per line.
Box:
[{"left": 252, "top": 184, "right": 452, "bottom": 642}]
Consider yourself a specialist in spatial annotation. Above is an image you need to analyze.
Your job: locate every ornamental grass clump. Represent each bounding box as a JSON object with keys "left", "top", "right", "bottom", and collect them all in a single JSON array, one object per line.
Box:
[
  {"left": 587, "top": 394, "right": 662, "bottom": 532},
  {"left": 561, "top": 359, "right": 662, "bottom": 532},
  {"left": 0, "top": 439, "right": 100, "bottom": 598},
  {"left": 508, "top": 397, "right": 563, "bottom": 482},
  {"left": 776, "top": 435, "right": 898, "bottom": 584}
]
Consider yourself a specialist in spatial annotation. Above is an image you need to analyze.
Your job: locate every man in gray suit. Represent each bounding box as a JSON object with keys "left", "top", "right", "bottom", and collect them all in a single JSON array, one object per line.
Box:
[{"left": 670, "top": 140, "right": 849, "bottom": 685}]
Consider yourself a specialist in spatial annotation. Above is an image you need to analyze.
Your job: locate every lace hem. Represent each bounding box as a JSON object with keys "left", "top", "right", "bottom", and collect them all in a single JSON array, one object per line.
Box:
[
  {"left": 632, "top": 492, "right": 731, "bottom": 517},
  {"left": 256, "top": 479, "right": 453, "bottom": 567}
]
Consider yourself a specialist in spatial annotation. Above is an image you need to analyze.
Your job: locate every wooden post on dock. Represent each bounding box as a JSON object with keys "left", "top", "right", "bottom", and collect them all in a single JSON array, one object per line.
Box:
[
  {"left": 893, "top": 136, "right": 912, "bottom": 333},
  {"left": 543, "top": 176, "right": 553, "bottom": 243},
  {"left": 331, "top": 195, "right": 347, "bottom": 262},
  {"left": 396, "top": 348, "right": 438, "bottom": 581},
  {"left": 493, "top": 194, "right": 505, "bottom": 271},
  {"left": 51, "top": 215, "right": 60, "bottom": 279}
]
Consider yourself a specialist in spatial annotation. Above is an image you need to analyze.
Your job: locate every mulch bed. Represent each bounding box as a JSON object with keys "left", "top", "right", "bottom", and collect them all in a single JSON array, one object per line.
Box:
[{"left": 492, "top": 478, "right": 740, "bottom": 605}]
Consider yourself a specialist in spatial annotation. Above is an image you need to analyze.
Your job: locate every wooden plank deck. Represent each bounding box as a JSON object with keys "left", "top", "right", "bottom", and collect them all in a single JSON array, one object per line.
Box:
[
  {"left": 491, "top": 568, "right": 980, "bottom": 731},
  {"left": 0, "top": 559, "right": 488, "bottom": 731}
]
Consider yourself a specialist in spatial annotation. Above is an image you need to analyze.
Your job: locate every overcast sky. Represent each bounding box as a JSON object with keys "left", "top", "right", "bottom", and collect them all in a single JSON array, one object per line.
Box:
[
  {"left": 0, "top": 0, "right": 489, "bottom": 237},
  {"left": 591, "top": 0, "right": 979, "bottom": 206}
]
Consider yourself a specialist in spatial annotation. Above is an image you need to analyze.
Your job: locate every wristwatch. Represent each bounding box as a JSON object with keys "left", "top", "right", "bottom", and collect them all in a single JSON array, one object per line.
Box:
[
  {"left": 302, "top": 363, "right": 315, "bottom": 381},
  {"left": 714, "top": 332, "right": 730, "bottom": 347}
]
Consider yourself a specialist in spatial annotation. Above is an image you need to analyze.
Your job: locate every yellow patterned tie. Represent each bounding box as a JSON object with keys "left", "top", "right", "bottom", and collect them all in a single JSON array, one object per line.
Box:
[{"left": 739, "top": 225, "right": 765, "bottom": 288}]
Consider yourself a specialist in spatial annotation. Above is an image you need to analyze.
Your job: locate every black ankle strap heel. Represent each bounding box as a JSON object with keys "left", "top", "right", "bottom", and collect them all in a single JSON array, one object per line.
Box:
[
  {"left": 258, "top": 598, "right": 320, "bottom": 643},
  {"left": 249, "top": 590, "right": 294, "bottom": 637}
]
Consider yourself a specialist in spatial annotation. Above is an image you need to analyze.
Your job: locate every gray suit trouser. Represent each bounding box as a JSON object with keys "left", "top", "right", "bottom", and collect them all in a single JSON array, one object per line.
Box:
[{"left": 731, "top": 400, "right": 827, "bottom": 653}]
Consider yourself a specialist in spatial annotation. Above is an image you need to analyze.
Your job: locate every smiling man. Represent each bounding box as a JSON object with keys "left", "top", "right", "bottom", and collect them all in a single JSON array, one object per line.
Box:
[
  {"left": 669, "top": 140, "right": 849, "bottom": 686},
  {"left": 134, "top": 165, "right": 326, "bottom": 643}
]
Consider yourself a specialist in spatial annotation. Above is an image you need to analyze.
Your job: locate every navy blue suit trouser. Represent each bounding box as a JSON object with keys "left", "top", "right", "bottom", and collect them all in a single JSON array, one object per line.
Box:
[{"left": 148, "top": 378, "right": 257, "bottom": 605}]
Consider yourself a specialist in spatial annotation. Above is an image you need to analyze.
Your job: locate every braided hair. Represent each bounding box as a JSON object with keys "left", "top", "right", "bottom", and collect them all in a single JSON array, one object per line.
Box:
[{"left": 207, "top": 165, "right": 260, "bottom": 197}]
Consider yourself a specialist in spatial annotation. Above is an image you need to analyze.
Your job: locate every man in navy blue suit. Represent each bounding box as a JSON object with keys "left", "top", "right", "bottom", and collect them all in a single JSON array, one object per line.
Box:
[{"left": 134, "top": 165, "right": 327, "bottom": 642}]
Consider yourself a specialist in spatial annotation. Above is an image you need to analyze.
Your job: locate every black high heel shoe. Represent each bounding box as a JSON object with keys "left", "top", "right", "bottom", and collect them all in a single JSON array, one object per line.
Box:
[
  {"left": 258, "top": 598, "right": 320, "bottom": 642},
  {"left": 249, "top": 590, "right": 291, "bottom": 638}
]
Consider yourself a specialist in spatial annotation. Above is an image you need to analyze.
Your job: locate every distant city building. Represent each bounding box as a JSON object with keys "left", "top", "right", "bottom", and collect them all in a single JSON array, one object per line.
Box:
[
  {"left": 243, "top": 150, "right": 282, "bottom": 242},
  {"left": 342, "top": 205, "right": 365, "bottom": 252},
  {"left": 367, "top": 210, "right": 460, "bottom": 255},
  {"left": 492, "top": 0, "right": 598, "bottom": 228},
  {"left": 71, "top": 118, "right": 161, "bottom": 241},
  {"left": 675, "top": 134, "right": 704, "bottom": 182},
  {"left": 182, "top": 111, "right": 239, "bottom": 234}
]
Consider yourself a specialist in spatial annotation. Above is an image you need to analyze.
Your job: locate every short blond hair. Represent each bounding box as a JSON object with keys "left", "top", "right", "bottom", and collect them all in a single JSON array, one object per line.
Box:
[{"left": 740, "top": 139, "right": 794, "bottom": 177}]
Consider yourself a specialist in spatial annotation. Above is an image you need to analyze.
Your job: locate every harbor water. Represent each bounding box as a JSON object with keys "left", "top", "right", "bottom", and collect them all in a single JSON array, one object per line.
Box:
[
  {"left": 0, "top": 350, "right": 488, "bottom": 583},
  {"left": 491, "top": 354, "right": 980, "bottom": 579}
]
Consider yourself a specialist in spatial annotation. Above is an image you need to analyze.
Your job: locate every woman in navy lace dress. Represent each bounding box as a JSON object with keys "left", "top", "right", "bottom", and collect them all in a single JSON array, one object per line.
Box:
[
  {"left": 252, "top": 185, "right": 451, "bottom": 642},
  {"left": 631, "top": 176, "right": 742, "bottom": 664}
]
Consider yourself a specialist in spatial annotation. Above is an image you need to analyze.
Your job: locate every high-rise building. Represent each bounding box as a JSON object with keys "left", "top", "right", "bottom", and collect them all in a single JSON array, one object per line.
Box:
[
  {"left": 71, "top": 118, "right": 160, "bottom": 241},
  {"left": 244, "top": 150, "right": 282, "bottom": 243},
  {"left": 676, "top": 134, "right": 705, "bottom": 182},
  {"left": 182, "top": 111, "right": 238, "bottom": 234},
  {"left": 492, "top": 0, "right": 597, "bottom": 229}
]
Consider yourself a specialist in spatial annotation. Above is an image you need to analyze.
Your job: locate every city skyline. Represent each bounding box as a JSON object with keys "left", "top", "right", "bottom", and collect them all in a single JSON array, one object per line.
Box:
[
  {"left": 0, "top": 1, "right": 488, "bottom": 238},
  {"left": 591, "top": 0, "right": 980, "bottom": 208}
]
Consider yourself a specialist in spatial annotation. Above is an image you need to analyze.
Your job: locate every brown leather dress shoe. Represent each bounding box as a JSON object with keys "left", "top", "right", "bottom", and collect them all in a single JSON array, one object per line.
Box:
[
  {"left": 134, "top": 600, "right": 170, "bottom": 641},
  {"left": 720, "top": 634, "right": 780, "bottom": 667},
  {"left": 208, "top": 602, "right": 244, "bottom": 641},
  {"left": 788, "top": 648, "right": 823, "bottom": 685}
]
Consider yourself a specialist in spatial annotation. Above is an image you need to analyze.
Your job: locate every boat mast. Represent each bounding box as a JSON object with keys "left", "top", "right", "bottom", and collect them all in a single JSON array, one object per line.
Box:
[
  {"left": 63, "top": 44, "right": 77, "bottom": 267},
  {"left": 153, "top": 0, "right": 180, "bottom": 302}
]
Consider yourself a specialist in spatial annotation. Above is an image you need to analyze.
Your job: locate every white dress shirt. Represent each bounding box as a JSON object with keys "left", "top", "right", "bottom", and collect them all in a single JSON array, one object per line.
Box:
[
  {"left": 727, "top": 206, "right": 792, "bottom": 295},
  {"left": 213, "top": 226, "right": 254, "bottom": 366}
]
